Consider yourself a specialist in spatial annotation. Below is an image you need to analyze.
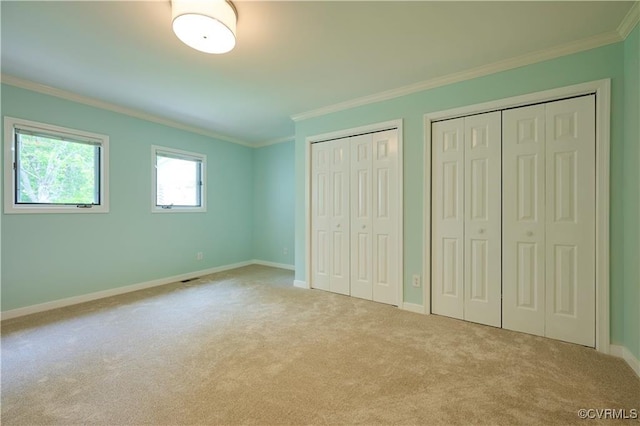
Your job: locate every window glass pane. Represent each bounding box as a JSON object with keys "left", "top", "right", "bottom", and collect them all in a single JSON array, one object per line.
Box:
[
  {"left": 16, "top": 132, "right": 99, "bottom": 205},
  {"left": 156, "top": 154, "right": 201, "bottom": 207}
]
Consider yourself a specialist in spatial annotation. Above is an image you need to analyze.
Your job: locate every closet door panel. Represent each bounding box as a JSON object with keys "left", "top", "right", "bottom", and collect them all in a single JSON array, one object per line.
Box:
[
  {"left": 432, "top": 119, "right": 465, "bottom": 319},
  {"left": 372, "top": 130, "right": 399, "bottom": 305},
  {"left": 311, "top": 142, "right": 333, "bottom": 291},
  {"left": 502, "top": 105, "right": 546, "bottom": 337},
  {"left": 330, "top": 140, "right": 351, "bottom": 296},
  {"left": 463, "top": 112, "right": 502, "bottom": 327},
  {"left": 350, "top": 134, "right": 373, "bottom": 300},
  {"left": 544, "top": 96, "right": 595, "bottom": 347}
]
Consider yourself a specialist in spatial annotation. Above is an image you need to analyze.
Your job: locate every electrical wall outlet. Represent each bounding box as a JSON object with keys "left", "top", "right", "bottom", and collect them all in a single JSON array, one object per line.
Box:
[
  {"left": 283, "top": 247, "right": 288, "bottom": 255},
  {"left": 412, "top": 274, "right": 421, "bottom": 288},
  {"left": 196, "top": 252, "right": 203, "bottom": 260}
]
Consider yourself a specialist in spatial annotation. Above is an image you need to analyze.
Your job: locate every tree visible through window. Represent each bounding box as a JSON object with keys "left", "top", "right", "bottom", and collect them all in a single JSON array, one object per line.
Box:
[
  {"left": 16, "top": 132, "right": 99, "bottom": 205},
  {"left": 4, "top": 117, "right": 109, "bottom": 213}
]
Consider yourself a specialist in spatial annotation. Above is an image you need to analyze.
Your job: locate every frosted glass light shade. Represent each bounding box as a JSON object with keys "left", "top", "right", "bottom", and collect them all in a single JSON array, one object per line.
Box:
[{"left": 171, "top": 0, "right": 237, "bottom": 54}]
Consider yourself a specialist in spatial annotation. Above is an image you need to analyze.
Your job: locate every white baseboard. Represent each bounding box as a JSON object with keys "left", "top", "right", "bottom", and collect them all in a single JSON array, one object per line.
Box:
[
  {"left": 401, "top": 302, "right": 426, "bottom": 314},
  {"left": 1, "top": 260, "right": 253, "bottom": 321},
  {"left": 251, "top": 259, "right": 295, "bottom": 271},
  {"left": 610, "top": 344, "right": 640, "bottom": 377},
  {"left": 293, "top": 280, "right": 308, "bottom": 289}
]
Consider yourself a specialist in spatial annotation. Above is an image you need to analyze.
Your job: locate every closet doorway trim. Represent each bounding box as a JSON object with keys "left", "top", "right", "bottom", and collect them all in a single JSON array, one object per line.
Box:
[
  {"left": 304, "top": 119, "right": 404, "bottom": 308},
  {"left": 423, "top": 79, "right": 611, "bottom": 354}
]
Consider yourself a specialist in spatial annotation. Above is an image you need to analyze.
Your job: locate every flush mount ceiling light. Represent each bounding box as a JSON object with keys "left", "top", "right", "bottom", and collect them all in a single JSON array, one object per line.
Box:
[{"left": 171, "top": 0, "right": 237, "bottom": 54}]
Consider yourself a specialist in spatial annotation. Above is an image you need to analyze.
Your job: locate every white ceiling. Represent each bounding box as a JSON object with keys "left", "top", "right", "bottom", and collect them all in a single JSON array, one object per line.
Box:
[{"left": 1, "top": 1, "right": 636, "bottom": 147}]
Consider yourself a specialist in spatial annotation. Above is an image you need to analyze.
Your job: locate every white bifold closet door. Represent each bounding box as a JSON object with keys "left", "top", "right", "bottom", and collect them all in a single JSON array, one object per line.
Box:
[
  {"left": 311, "top": 138, "right": 350, "bottom": 296},
  {"left": 312, "top": 129, "right": 399, "bottom": 305},
  {"left": 431, "top": 111, "right": 502, "bottom": 327},
  {"left": 502, "top": 95, "right": 595, "bottom": 347},
  {"left": 350, "top": 130, "right": 399, "bottom": 305}
]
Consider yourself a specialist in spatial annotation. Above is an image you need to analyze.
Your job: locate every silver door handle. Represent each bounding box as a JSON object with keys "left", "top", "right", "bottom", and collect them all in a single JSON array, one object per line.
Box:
[
  {"left": 526, "top": 231, "right": 533, "bottom": 236},
  {"left": 337, "top": 223, "right": 341, "bottom": 228},
  {"left": 362, "top": 225, "right": 366, "bottom": 229},
  {"left": 478, "top": 228, "right": 485, "bottom": 234}
]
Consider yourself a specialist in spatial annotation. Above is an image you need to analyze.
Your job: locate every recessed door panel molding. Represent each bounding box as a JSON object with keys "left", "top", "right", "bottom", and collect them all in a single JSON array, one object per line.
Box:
[
  {"left": 333, "top": 172, "right": 345, "bottom": 217},
  {"left": 503, "top": 104, "right": 546, "bottom": 337},
  {"left": 442, "top": 162, "right": 459, "bottom": 220},
  {"left": 470, "top": 158, "right": 488, "bottom": 221},
  {"left": 376, "top": 234, "right": 389, "bottom": 285},
  {"left": 516, "top": 242, "right": 538, "bottom": 309},
  {"left": 316, "top": 230, "right": 328, "bottom": 276},
  {"left": 553, "top": 151, "right": 577, "bottom": 223},
  {"left": 553, "top": 244, "right": 577, "bottom": 317},
  {"left": 469, "top": 239, "right": 488, "bottom": 301},
  {"left": 442, "top": 238, "right": 459, "bottom": 297},
  {"left": 432, "top": 118, "right": 465, "bottom": 319},
  {"left": 517, "top": 154, "right": 538, "bottom": 222},
  {"left": 357, "top": 171, "right": 369, "bottom": 218},
  {"left": 376, "top": 168, "right": 390, "bottom": 219},
  {"left": 463, "top": 111, "right": 501, "bottom": 327},
  {"left": 356, "top": 233, "right": 369, "bottom": 281}
]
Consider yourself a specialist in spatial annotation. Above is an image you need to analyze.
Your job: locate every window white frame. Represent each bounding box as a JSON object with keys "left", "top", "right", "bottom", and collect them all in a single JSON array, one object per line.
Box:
[
  {"left": 151, "top": 145, "right": 206, "bottom": 213},
  {"left": 3, "top": 116, "right": 110, "bottom": 214}
]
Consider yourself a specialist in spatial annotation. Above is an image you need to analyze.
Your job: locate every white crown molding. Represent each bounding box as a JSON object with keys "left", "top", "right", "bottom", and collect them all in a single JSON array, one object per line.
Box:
[
  {"left": 254, "top": 135, "right": 295, "bottom": 148},
  {"left": 0, "top": 74, "right": 254, "bottom": 148},
  {"left": 291, "top": 30, "right": 622, "bottom": 122},
  {"left": 618, "top": 1, "right": 640, "bottom": 40}
]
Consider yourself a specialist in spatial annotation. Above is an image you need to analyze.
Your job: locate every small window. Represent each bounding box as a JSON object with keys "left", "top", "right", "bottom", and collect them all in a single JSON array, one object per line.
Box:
[
  {"left": 152, "top": 145, "right": 206, "bottom": 213},
  {"left": 3, "top": 117, "right": 109, "bottom": 214}
]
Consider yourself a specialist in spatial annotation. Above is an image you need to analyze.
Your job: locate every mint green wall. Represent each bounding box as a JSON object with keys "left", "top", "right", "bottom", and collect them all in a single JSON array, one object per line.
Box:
[
  {"left": 1, "top": 84, "right": 254, "bottom": 311},
  {"left": 623, "top": 24, "right": 639, "bottom": 360},
  {"left": 252, "top": 141, "right": 295, "bottom": 266},
  {"left": 294, "top": 42, "right": 627, "bottom": 342}
]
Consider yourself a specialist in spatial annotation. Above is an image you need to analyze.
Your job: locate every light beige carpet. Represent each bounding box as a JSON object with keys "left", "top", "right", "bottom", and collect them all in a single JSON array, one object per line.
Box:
[{"left": 1, "top": 265, "right": 638, "bottom": 425}]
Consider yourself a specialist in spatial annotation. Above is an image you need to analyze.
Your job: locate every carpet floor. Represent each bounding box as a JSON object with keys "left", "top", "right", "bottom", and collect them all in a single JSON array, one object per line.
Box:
[{"left": 1, "top": 265, "right": 638, "bottom": 425}]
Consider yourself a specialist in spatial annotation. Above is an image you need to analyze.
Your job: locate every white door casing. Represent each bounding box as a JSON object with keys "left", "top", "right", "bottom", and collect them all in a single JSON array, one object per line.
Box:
[
  {"left": 463, "top": 112, "right": 502, "bottom": 327},
  {"left": 431, "top": 118, "right": 465, "bottom": 319}
]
